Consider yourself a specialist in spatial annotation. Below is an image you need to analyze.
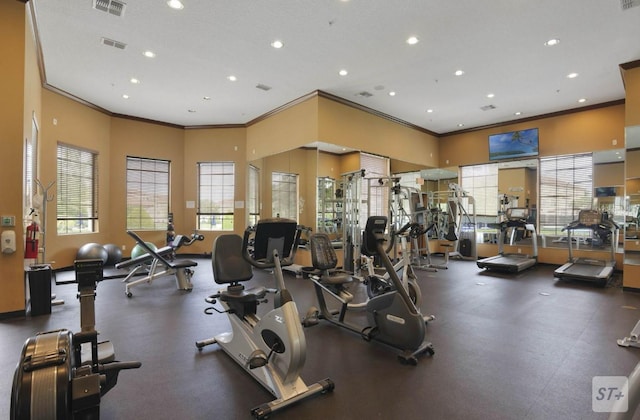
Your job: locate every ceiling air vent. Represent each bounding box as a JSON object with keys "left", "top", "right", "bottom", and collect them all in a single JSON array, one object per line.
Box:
[
  {"left": 356, "top": 91, "right": 373, "bottom": 98},
  {"left": 256, "top": 84, "right": 272, "bottom": 91},
  {"left": 94, "top": 0, "right": 126, "bottom": 17},
  {"left": 101, "top": 37, "right": 127, "bottom": 50},
  {"left": 480, "top": 104, "right": 496, "bottom": 111},
  {"left": 621, "top": 0, "right": 640, "bottom": 9}
]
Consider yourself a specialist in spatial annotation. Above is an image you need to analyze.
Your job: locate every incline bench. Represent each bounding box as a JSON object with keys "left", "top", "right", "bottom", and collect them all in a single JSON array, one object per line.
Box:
[{"left": 116, "top": 231, "right": 199, "bottom": 297}]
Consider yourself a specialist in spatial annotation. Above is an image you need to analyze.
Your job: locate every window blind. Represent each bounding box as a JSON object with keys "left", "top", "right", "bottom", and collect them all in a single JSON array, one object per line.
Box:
[
  {"left": 126, "top": 156, "right": 170, "bottom": 230},
  {"left": 57, "top": 143, "right": 98, "bottom": 234}
]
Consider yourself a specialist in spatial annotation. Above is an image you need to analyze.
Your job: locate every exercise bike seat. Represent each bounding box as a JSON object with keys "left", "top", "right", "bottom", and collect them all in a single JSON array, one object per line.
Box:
[
  {"left": 212, "top": 233, "right": 267, "bottom": 301},
  {"left": 309, "top": 233, "right": 353, "bottom": 285},
  {"left": 218, "top": 285, "right": 267, "bottom": 303}
]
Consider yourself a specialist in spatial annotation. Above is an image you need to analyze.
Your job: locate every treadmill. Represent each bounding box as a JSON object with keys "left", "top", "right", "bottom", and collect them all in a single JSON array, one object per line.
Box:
[
  {"left": 477, "top": 207, "right": 538, "bottom": 273},
  {"left": 553, "top": 209, "right": 618, "bottom": 286}
]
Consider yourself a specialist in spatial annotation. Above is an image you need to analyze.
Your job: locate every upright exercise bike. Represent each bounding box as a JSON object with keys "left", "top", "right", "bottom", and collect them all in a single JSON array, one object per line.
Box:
[
  {"left": 195, "top": 218, "right": 334, "bottom": 419},
  {"left": 303, "top": 216, "right": 435, "bottom": 365},
  {"left": 11, "top": 259, "right": 141, "bottom": 419}
]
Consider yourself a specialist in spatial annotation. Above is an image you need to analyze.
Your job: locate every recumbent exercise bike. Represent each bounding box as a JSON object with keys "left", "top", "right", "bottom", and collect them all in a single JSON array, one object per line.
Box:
[
  {"left": 303, "top": 216, "right": 435, "bottom": 365},
  {"left": 195, "top": 218, "right": 334, "bottom": 419}
]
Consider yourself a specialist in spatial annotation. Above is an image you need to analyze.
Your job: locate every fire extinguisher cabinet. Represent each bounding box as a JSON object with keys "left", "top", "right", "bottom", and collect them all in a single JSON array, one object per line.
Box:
[{"left": 26, "top": 264, "right": 52, "bottom": 316}]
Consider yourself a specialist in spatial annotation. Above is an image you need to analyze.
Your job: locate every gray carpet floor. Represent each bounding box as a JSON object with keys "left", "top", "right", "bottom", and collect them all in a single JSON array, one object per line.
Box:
[{"left": 2, "top": 257, "right": 640, "bottom": 419}]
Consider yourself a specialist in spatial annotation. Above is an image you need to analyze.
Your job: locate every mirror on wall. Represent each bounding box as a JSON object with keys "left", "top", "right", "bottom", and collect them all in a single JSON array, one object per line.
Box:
[
  {"left": 248, "top": 147, "right": 318, "bottom": 229},
  {"left": 316, "top": 176, "right": 341, "bottom": 236}
]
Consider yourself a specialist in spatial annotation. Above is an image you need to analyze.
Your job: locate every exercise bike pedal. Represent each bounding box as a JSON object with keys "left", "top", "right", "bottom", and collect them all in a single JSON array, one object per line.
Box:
[
  {"left": 302, "top": 307, "right": 320, "bottom": 327},
  {"left": 247, "top": 349, "right": 269, "bottom": 369}
]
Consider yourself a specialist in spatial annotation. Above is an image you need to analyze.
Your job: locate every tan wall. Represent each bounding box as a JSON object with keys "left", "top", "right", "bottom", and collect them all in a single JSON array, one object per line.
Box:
[
  {"left": 440, "top": 104, "right": 625, "bottom": 167},
  {"left": 624, "top": 67, "right": 640, "bottom": 127},
  {"left": 628, "top": 178, "right": 640, "bottom": 195},
  {"left": 317, "top": 96, "right": 439, "bottom": 168},
  {"left": 0, "top": 2, "right": 26, "bottom": 314},
  {"left": 497, "top": 167, "right": 537, "bottom": 208},
  {"left": 246, "top": 97, "right": 318, "bottom": 160},
  {"left": 340, "top": 152, "right": 361, "bottom": 174},
  {"left": 526, "top": 168, "right": 537, "bottom": 208},
  {"left": 390, "top": 159, "right": 429, "bottom": 174},
  {"left": 498, "top": 168, "right": 526, "bottom": 196},
  {"left": 628, "top": 150, "right": 640, "bottom": 179},
  {"left": 261, "top": 148, "right": 317, "bottom": 229},
  {"left": 39, "top": 91, "right": 112, "bottom": 266},
  {"left": 318, "top": 151, "right": 343, "bottom": 179},
  {"left": 594, "top": 162, "right": 625, "bottom": 187},
  {"left": 183, "top": 127, "right": 248, "bottom": 253},
  {"left": 109, "top": 118, "right": 185, "bottom": 256}
]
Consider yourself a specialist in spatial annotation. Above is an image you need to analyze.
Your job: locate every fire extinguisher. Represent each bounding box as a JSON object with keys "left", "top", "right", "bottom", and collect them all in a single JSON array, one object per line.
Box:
[{"left": 25, "top": 220, "right": 39, "bottom": 259}]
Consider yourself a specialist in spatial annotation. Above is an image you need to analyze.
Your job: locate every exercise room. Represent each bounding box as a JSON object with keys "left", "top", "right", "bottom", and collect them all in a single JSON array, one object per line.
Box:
[{"left": 2, "top": 1, "right": 640, "bottom": 419}]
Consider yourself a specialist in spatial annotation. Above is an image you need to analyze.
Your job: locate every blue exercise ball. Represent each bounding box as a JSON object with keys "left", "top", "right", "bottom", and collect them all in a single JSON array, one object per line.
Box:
[
  {"left": 131, "top": 242, "right": 157, "bottom": 259},
  {"left": 103, "top": 243, "right": 123, "bottom": 266},
  {"left": 76, "top": 243, "right": 108, "bottom": 263}
]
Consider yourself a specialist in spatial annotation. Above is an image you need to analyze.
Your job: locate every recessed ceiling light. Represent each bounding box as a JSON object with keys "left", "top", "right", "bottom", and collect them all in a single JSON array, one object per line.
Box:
[
  {"left": 406, "top": 36, "right": 419, "bottom": 45},
  {"left": 486, "top": 93, "right": 495, "bottom": 98},
  {"left": 454, "top": 70, "right": 464, "bottom": 76},
  {"left": 457, "top": 123, "right": 464, "bottom": 127},
  {"left": 544, "top": 38, "right": 560, "bottom": 46},
  {"left": 167, "top": 0, "right": 184, "bottom": 10},
  {"left": 514, "top": 111, "right": 522, "bottom": 116},
  {"left": 271, "top": 40, "right": 284, "bottom": 49},
  {"left": 567, "top": 72, "right": 579, "bottom": 79},
  {"left": 426, "top": 109, "right": 434, "bottom": 113},
  {"left": 339, "top": 69, "right": 348, "bottom": 76},
  {"left": 143, "top": 50, "right": 155, "bottom": 58},
  {"left": 203, "top": 96, "right": 211, "bottom": 100},
  {"left": 228, "top": 75, "right": 237, "bottom": 81},
  {"left": 130, "top": 78, "right": 140, "bottom": 84},
  {"left": 388, "top": 91, "right": 396, "bottom": 96},
  {"left": 122, "top": 94, "right": 129, "bottom": 99},
  {"left": 578, "top": 98, "right": 587, "bottom": 103}
]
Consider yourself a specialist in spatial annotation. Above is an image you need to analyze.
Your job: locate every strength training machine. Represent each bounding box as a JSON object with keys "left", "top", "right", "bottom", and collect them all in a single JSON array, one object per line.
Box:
[
  {"left": 195, "top": 218, "right": 334, "bottom": 419},
  {"left": 11, "top": 259, "right": 141, "bottom": 419},
  {"left": 303, "top": 216, "right": 435, "bottom": 365}
]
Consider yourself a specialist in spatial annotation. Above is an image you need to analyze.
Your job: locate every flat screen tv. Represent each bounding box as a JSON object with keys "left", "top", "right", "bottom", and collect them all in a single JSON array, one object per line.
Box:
[
  {"left": 595, "top": 186, "right": 616, "bottom": 197},
  {"left": 488, "top": 128, "right": 539, "bottom": 161}
]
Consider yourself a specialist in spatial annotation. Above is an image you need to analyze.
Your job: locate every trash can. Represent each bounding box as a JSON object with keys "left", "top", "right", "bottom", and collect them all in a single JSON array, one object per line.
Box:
[{"left": 27, "top": 264, "right": 52, "bottom": 316}]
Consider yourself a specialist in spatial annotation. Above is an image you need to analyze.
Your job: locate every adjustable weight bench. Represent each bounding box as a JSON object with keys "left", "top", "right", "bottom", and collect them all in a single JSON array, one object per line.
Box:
[{"left": 118, "top": 231, "right": 198, "bottom": 297}]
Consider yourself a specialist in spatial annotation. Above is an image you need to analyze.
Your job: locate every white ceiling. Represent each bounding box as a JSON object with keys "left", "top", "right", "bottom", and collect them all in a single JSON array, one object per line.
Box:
[{"left": 30, "top": 0, "right": 640, "bottom": 134}]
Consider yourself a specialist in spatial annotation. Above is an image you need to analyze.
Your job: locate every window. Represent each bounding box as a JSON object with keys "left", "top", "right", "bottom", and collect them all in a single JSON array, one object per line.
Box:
[
  {"left": 272, "top": 172, "right": 298, "bottom": 220},
  {"left": 248, "top": 165, "right": 260, "bottom": 226},
  {"left": 57, "top": 144, "right": 98, "bottom": 234},
  {"left": 460, "top": 163, "right": 498, "bottom": 217},
  {"left": 198, "top": 162, "right": 235, "bottom": 231},
  {"left": 126, "top": 157, "right": 170, "bottom": 230},
  {"left": 540, "top": 153, "right": 593, "bottom": 236}
]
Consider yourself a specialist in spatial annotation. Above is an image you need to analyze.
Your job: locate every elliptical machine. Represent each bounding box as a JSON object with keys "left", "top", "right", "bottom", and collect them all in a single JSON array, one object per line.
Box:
[
  {"left": 195, "top": 218, "right": 334, "bottom": 419},
  {"left": 11, "top": 259, "right": 141, "bottom": 419},
  {"left": 303, "top": 216, "right": 435, "bottom": 365}
]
